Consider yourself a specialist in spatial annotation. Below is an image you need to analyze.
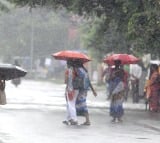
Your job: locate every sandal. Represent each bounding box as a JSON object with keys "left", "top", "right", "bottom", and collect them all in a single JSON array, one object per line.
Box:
[
  {"left": 81, "top": 122, "right": 91, "bottom": 126},
  {"left": 118, "top": 118, "right": 123, "bottom": 122},
  {"left": 69, "top": 119, "right": 78, "bottom": 125},
  {"left": 70, "top": 121, "right": 78, "bottom": 125},
  {"left": 111, "top": 118, "right": 116, "bottom": 123},
  {"left": 62, "top": 120, "right": 69, "bottom": 125}
]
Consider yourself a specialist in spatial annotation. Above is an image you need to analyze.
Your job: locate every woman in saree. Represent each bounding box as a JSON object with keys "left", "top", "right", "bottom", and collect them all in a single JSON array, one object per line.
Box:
[
  {"left": 146, "top": 64, "right": 160, "bottom": 112},
  {"left": 108, "top": 60, "right": 125, "bottom": 122},
  {"left": 73, "top": 61, "right": 97, "bottom": 125}
]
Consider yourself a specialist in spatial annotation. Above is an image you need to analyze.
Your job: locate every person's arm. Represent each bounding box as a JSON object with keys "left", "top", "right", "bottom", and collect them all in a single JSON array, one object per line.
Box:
[
  {"left": 101, "top": 68, "right": 107, "bottom": 78},
  {"left": 3, "top": 80, "right": 5, "bottom": 90},
  {"left": 130, "top": 74, "right": 138, "bottom": 80},
  {"left": 64, "top": 70, "right": 68, "bottom": 84},
  {"left": 82, "top": 65, "right": 97, "bottom": 97},
  {"left": 136, "top": 66, "right": 142, "bottom": 79},
  {"left": 89, "top": 81, "right": 97, "bottom": 97}
]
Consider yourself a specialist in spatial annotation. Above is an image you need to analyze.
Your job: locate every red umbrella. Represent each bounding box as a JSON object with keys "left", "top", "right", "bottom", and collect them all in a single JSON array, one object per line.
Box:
[
  {"left": 52, "top": 50, "right": 91, "bottom": 62},
  {"left": 103, "top": 54, "right": 140, "bottom": 65}
]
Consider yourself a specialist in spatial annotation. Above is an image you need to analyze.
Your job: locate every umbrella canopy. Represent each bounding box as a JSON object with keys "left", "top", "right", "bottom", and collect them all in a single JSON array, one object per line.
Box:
[
  {"left": 0, "top": 64, "right": 27, "bottom": 80},
  {"left": 52, "top": 50, "right": 91, "bottom": 63},
  {"left": 103, "top": 54, "right": 140, "bottom": 65}
]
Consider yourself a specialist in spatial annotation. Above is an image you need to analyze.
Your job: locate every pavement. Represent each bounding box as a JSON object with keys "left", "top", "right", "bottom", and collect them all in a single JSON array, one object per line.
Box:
[{"left": 86, "top": 84, "right": 147, "bottom": 111}]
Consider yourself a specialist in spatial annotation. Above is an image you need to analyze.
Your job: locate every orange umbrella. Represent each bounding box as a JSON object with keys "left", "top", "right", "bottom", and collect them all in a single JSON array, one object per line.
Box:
[
  {"left": 103, "top": 54, "right": 140, "bottom": 65},
  {"left": 52, "top": 50, "right": 91, "bottom": 63}
]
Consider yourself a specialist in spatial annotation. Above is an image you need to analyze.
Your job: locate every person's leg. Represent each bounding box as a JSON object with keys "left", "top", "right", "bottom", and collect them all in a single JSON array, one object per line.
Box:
[
  {"left": 78, "top": 90, "right": 91, "bottom": 125},
  {"left": 84, "top": 112, "right": 91, "bottom": 125},
  {"left": 80, "top": 112, "right": 90, "bottom": 125},
  {"left": 124, "top": 85, "right": 129, "bottom": 101},
  {"left": 106, "top": 82, "right": 110, "bottom": 100},
  {"left": 69, "top": 90, "right": 79, "bottom": 125},
  {"left": 135, "top": 80, "right": 139, "bottom": 103},
  {"left": 132, "top": 81, "right": 138, "bottom": 103},
  {"left": 62, "top": 99, "right": 71, "bottom": 125},
  {"left": 116, "top": 92, "right": 124, "bottom": 122},
  {"left": 117, "top": 116, "right": 123, "bottom": 122},
  {"left": 63, "top": 90, "right": 78, "bottom": 125},
  {"left": 111, "top": 117, "right": 116, "bottom": 122}
]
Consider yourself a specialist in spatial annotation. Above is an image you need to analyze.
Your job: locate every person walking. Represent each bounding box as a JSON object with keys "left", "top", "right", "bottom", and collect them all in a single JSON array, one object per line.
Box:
[
  {"left": 74, "top": 61, "right": 97, "bottom": 125},
  {"left": 108, "top": 60, "right": 125, "bottom": 122},
  {"left": 129, "top": 63, "right": 142, "bottom": 103},
  {"left": 62, "top": 60, "right": 79, "bottom": 125},
  {"left": 0, "top": 78, "right": 6, "bottom": 105},
  {"left": 145, "top": 64, "right": 160, "bottom": 112}
]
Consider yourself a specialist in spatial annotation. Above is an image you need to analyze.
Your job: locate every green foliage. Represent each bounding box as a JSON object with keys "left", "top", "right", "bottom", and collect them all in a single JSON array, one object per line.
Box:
[
  {"left": 7, "top": 0, "right": 160, "bottom": 59},
  {"left": 128, "top": 9, "right": 160, "bottom": 55}
]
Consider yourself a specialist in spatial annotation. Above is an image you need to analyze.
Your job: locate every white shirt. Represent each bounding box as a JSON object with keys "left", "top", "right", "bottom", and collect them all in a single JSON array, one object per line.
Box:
[{"left": 130, "top": 64, "right": 142, "bottom": 80}]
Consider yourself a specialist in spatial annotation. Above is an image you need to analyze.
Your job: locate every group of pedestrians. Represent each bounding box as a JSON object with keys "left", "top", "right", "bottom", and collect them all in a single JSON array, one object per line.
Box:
[
  {"left": 63, "top": 59, "right": 135, "bottom": 124},
  {"left": 63, "top": 60, "right": 149, "bottom": 125},
  {"left": 102, "top": 60, "right": 160, "bottom": 119},
  {"left": 63, "top": 59, "right": 97, "bottom": 126},
  {"left": 62, "top": 58, "right": 160, "bottom": 125},
  {"left": 130, "top": 62, "right": 160, "bottom": 112}
]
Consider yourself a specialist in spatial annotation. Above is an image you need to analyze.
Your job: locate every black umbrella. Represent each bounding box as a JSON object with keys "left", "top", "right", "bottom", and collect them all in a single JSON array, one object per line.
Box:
[{"left": 0, "top": 64, "right": 27, "bottom": 80}]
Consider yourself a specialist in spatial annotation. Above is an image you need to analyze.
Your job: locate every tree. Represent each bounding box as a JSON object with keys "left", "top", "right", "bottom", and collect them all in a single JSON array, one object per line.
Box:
[
  {"left": 127, "top": 1, "right": 160, "bottom": 58},
  {"left": 0, "top": 7, "right": 74, "bottom": 62},
  {"left": 8, "top": 0, "right": 160, "bottom": 59}
]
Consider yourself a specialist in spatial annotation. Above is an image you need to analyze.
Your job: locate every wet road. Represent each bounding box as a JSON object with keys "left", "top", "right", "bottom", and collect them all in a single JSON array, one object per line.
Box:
[{"left": 0, "top": 80, "right": 160, "bottom": 143}]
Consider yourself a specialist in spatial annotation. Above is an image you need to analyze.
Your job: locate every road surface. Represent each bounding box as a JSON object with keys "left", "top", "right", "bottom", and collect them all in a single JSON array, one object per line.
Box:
[{"left": 0, "top": 80, "right": 159, "bottom": 143}]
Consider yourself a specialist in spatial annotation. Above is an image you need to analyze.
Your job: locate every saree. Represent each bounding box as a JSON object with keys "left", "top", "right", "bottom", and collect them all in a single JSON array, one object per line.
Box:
[
  {"left": 148, "top": 71, "right": 160, "bottom": 111},
  {"left": 75, "top": 68, "right": 89, "bottom": 116},
  {"left": 110, "top": 82, "right": 124, "bottom": 118},
  {"left": 76, "top": 89, "right": 88, "bottom": 116},
  {"left": 109, "top": 68, "right": 125, "bottom": 118}
]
